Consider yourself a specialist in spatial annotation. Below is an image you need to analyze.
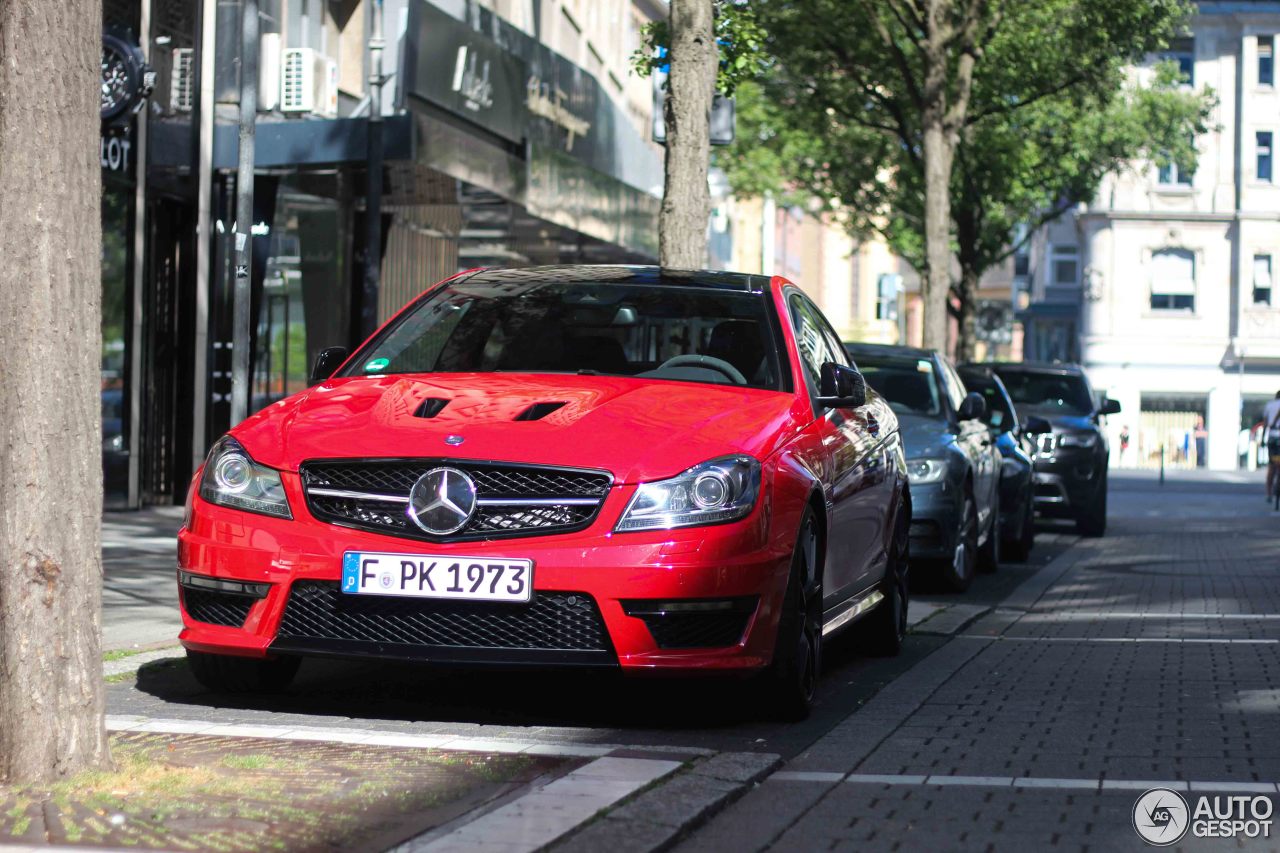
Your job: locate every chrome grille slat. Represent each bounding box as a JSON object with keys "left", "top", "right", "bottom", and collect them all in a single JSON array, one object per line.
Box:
[{"left": 299, "top": 459, "right": 612, "bottom": 542}]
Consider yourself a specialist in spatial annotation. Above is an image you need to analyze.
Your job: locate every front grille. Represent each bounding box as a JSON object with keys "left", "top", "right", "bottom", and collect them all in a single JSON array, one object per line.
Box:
[
  {"left": 181, "top": 587, "right": 256, "bottom": 627},
  {"left": 276, "top": 580, "right": 611, "bottom": 652},
  {"left": 300, "top": 459, "right": 612, "bottom": 542}
]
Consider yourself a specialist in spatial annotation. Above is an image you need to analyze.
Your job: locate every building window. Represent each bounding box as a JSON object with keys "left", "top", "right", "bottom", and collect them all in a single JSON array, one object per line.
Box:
[
  {"left": 1165, "top": 37, "right": 1194, "bottom": 85},
  {"left": 1150, "top": 248, "right": 1195, "bottom": 311},
  {"left": 1261, "top": 36, "right": 1275, "bottom": 86},
  {"left": 1259, "top": 131, "right": 1273, "bottom": 182},
  {"left": 1158, "top": 160, "right": 1193, "bottom": 186},
  {"left": 1255, "top": 254, "right": 1273, "bottom": 305},
  {"left": 1050, "top": 245, "right": 1079, "bottom": 287},
  {"left": 875, "top": 273, "right": 900, "bottom": 321}
]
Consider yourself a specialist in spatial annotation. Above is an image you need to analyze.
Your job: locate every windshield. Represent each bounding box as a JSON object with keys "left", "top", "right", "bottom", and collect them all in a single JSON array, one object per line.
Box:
[
  {"left": 343, "top": 278, "right": 784, "bottom": 390},
  {"left": 993, "top": 369, "right": 1093, "bottom": 416},
  {"left": 856, "top": 356, "right": 942, "bottom": 417}
]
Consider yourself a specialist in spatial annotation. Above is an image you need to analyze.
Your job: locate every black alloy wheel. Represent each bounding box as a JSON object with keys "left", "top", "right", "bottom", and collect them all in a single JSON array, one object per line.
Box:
[
  {"left": 977, "top": 488, "right": 1000, "bottom": 573},
  {"left": 943, "top": 490, "right": 978, "bottom": 593},
  {"left": 763, "top": 507, "right": 822, "bottom": 721},
  {"left": 1076, "top": 474, "right": 1108, "bottom": 537},
  {"left": 1004, "top": 490, "right": 1035, "bottom": 563},
  {"left": 862, "top": 500, "right": 910, "bottom": 656}
]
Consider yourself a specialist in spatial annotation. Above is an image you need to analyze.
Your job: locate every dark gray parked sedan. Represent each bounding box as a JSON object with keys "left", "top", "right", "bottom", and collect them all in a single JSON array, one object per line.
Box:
[{"left": 846, "top": 344, "right": 1000, "bottom": 592}]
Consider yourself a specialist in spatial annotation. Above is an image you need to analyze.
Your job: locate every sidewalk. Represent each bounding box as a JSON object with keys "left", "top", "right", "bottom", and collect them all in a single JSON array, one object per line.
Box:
[
  {"left": 676, "top": 473, "right": 1280, "bottom": 851},
  {"left": 102, "top": 507, "right": 183, "bottom": 651}
]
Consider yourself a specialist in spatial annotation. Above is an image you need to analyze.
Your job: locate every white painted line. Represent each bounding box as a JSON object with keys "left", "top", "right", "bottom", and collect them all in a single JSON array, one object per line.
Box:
[
  {"left": 957, "top": 635, "right": 1279, "bottom": 645},
  {"left": 925, "top": 775, "right": 1014, "bottom": 787},
  {"left": 845, "top": 774, "right": 928, "bottom": 785},
  {"left": 1013, "top": 777, "right": 1099, "bottom": 790},
  {"left": 105, "top": 715, "right": 689, "bottom": 759},
  {"left": 1023, "top": 612, "right": 1280, "bottom": 620},
  {"left": 1190, "top": 781, "right": 1279, "bottom": 793},
  {"left": 770, "top": 771, "right": 845, "bottom": 783},
  {"left": 407, "top": 757, "right": 681, "bottom": 853},
  {"left": 1102, "top": 780, "right": 1190, "bottom": 791}
]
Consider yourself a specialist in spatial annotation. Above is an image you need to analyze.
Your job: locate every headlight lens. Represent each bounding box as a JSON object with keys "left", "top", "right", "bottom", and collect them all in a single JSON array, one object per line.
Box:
[
  {"left": 906, "top": 458, "right": 947, "bottom": 485},
  {"left": 198, "top": 436, "right": 292, "bottom": 518},
  {"left": 1058, "top": 431, "right": 1099, "bottom": 449},
  {"left": 616, "top": 456, "right": 761, "bottom": 531}
]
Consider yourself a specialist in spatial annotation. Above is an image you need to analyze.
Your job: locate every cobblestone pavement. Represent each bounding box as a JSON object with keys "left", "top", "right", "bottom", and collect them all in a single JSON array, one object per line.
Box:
[{"left": 677, "top": 470, "right": 1280, "bottom": 852}]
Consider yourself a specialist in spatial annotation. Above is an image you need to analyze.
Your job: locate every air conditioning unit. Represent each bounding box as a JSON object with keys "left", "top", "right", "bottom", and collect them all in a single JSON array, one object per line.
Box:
[
  {"left": 170, "top": 47, "right": 194, "bottom": 113},
  {"left": 280, "top": 47, "right": 338, "bottom": 118}
]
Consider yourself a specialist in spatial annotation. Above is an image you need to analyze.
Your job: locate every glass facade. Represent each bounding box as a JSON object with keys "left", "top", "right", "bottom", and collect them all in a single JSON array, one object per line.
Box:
[{"left": 102, "top": 179, "right": 133, "bottom": 506}]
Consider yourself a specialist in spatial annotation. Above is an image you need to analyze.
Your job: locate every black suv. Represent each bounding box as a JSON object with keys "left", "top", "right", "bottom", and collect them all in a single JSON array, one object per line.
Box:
[{"left": 970, "top": 363, "right": 1119, "bottom": 536}]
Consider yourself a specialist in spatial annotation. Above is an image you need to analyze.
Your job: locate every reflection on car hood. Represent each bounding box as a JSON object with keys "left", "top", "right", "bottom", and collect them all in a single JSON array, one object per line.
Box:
[
  {"left": 1023, "top": 410, "right": 1095, "bottom": 432},
  {"left": 231, "top": 373, "right": 802, "bottom": 483},
  {"left": 896, "top": 413, "right": 954, "bottom": 459}
]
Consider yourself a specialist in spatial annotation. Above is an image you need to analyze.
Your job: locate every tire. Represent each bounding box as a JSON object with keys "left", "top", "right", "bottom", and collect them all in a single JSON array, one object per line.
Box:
[
  {"left": 760, "top": 507, "right": 822, "bottom": 721},
  {"left": 861, "top": 501, "right": 910, "bottom": 657},
  {"left": 977, "top": 489, "right": 1000, "bottom": 574},
  {"left": 1004, "top": 491, "right": 1035, "bottom": 563},
  {"left": 1076, "top": 475, "right": 1108, "bottom": 537},
  {"left": 941, "top": 490, "right": 977, "bottom": 592},
  {"left": 186, "top": 649, "right": 301, "bottom": 694}
]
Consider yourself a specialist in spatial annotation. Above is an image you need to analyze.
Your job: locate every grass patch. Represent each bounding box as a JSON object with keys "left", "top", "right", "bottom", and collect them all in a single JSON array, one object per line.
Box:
[{"left": 103, "top": 648, "right": 146, "bottom": 663}]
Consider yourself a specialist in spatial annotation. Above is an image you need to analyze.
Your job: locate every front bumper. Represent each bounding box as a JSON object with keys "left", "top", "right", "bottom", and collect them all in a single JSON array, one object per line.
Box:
[
  {"left": 177, "top": 472, "right": 792, "bottom": 675},
  {"left": 1031, "top": 449, "right": 1102, "bottom": 517},
  {"left": 904, "top": 480, "right": 959, "bottom": 560}
]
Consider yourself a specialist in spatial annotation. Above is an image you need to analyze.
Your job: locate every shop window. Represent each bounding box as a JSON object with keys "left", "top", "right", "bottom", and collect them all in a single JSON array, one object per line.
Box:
[
  {"left": 1261, "top": 36, "right": 1275, "bottom": 86},
  {"left": 1150, "top": 248, "right": 1196, "bottom": 312},
  {"left": 1050, "top": 245, "right": 1078, "bottom": 287},
  {"left": 875, "top": 273, "right": 900, "bottom": 321},
  {"left": 1255, "top": 254, "right": 1273, "bottom": 305},
  {"left": 1258, "top": 131, "right": 1273, "bottom": 182}
]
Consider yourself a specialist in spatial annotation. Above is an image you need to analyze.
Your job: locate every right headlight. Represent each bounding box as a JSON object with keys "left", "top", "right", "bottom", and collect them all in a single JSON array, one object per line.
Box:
[
  {"left": 198, "top": 436, "right": 292, "bottom": 519},
  {"left": 615, "top": 455, "right": 761, "bottom": 532},
  {"left": 906, "top": 458, "right": 947, "bottom": 485}
]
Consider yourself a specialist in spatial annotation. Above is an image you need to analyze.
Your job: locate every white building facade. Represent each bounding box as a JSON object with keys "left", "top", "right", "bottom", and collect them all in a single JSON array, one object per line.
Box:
[{"left": 1025, "top": 0, "right": 1280, "bottom": 471}]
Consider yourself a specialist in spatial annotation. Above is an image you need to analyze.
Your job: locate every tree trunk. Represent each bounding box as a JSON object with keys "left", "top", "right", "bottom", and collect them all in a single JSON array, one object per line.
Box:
[
  {"left": 0, "top": 0, "right": 111, "bottom": 783},
  {"left": 921, "top": 119, "right": 955, "bottom": 352},
  {"left": 659, "top": 0, "right": 717, "bottom": 269},
  {"left": 956, "top": 263, "right": 981, "bottom": 362}
]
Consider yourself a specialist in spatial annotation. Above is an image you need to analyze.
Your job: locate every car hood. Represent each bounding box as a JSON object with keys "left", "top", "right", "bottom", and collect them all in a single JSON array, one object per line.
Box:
[
  {"left": 232, "top": 373, "right": 803, "bottom": 483},
  {"left": 1021, "top": 410, "right": 1096, "bottom": 433},
  {"left": 896, "top": 413, "right": 954, "bottom": 459}
]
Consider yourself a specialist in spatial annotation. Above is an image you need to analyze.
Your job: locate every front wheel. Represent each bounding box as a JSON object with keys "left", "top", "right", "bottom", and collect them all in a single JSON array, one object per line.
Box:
[
  {"left": 760, "top": 507, "right": 822, "bottom": 721},
  {"left": 1004, "top": 490, "right": 1035, "bottom": 563},
  {"left": 187, "top": 650, "right": 301, "bottom": 694},
  {"left": 977, "top": 489, "right": 1000, "bottom": 574},
  {"left": 941, "top": 490, "right": 977, "bottom": 593},
  {"left": 1076, "top": 475, "right": 1108, "bottom": 537}
]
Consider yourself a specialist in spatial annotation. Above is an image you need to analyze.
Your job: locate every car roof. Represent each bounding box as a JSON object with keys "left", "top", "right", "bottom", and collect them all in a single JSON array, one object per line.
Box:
[
  {"left": 461, "top": 265, "right": 772, "bottom": 293},
  {"left": 844, "top": 342, "right": 937, "bottom": 361},
  {"left": 968, "top": 360, "right": 1086, "bottom": 376}
]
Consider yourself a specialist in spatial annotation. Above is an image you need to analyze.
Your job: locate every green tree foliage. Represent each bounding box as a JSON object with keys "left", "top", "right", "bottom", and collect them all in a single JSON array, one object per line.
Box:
[
  {"left": 631, "top": 0, "right": 768, "bottom": 96},
  {"left": 716, "top": 0, "right": 1213, "bottom": 351}
]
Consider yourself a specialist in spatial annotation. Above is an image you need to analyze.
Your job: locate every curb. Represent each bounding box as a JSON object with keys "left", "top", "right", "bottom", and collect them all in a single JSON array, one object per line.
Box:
[{"left": 547, "top": 751, "right": 782, "bottom": 853}]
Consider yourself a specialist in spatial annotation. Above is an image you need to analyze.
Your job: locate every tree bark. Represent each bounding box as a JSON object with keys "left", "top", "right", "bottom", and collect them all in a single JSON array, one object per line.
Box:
[
  {"left": 955, "top": 263, "right": 981, "bottom": 362},
  {"left": 921, "top": 119, "right": 955, "bottom": 353},
  {"left": 659, "top": 0, "right": 717, "bottom": 269},
  {"left": 0, "top": 0, "right": 111, "bottom": 782}
]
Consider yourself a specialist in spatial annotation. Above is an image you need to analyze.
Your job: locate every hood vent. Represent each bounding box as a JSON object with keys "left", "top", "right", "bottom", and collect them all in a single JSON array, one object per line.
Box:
[
  {"left": 413, "top": 397, "right": 451, "bottom": 419},
  {"left": 514, "top": 401, "right": 567, "bottom": 421}
]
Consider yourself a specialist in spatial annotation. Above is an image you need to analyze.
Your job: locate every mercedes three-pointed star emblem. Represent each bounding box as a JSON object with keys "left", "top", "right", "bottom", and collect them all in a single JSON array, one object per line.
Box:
[{"left": 407, "top": 467, "right": 478, "bottom": 535}]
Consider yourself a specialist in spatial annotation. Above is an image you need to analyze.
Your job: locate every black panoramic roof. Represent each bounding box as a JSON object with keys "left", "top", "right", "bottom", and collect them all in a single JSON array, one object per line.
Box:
[
  {"left": 845, "top": 342, "right": 937, "bottom": 361},
  {"left": 461, "top": 265, "right": 771, "bottom": 292}
]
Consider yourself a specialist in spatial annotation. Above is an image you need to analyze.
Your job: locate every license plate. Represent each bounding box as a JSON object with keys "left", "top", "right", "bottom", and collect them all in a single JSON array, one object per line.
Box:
[{"left": 341, "top": 552, "right": 534, "bottom": 603}]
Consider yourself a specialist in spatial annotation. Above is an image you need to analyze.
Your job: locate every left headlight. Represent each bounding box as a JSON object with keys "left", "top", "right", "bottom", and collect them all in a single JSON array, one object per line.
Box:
[
  {"left": 615, "top": 455, "right": 761, "bottom": 532},
  {"left": 198, "top": 436, "right": 292, "bottom": 519},
  {"left": 1057, "top": 431, "right": 1099, "bottom": 449}
]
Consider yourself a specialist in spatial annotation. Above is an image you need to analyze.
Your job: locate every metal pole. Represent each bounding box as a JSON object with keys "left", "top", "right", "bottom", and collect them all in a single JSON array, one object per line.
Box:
[
  {"left": 192, "top": 0, "right": 217, "bottom": 471},
  {"left": 362, "top": 0, "right": 385, "bottom": 340},
  {"left": 1159, "top": 443, "right": 1165, "bottom": 486},
  {"left": 230, "top": 0, "right": 259, "bottom": 425}
]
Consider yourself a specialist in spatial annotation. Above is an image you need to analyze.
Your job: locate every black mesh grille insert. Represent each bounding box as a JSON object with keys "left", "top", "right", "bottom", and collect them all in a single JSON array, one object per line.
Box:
[
  {"left": 182, "top": 587, "right": 256, "bottom": 627},
  {"left": 277, "top": 581, "right": 611, "bottom": 652},
  {"left": 300, "top": 459, "right": 612, "bottom": 542},
  {"left": 637, "top": 612, "right": 753, "bottom": 649}
]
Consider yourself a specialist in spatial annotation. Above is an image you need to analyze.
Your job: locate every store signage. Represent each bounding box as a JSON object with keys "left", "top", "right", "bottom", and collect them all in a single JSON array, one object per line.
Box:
[
  {"left": 525, "top": 76, "right": 591, "bottom": 150},
  {"left": 100, "top": 127, "right": 133, "bottom": 173},
  {"left": 451, "top": 46, "right": 495, "bottom": 112}
]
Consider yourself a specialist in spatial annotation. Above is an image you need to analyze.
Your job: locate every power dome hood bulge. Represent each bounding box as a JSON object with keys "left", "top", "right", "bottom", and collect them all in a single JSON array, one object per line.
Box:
[{"left": 230, "top": 373, "right": 804, "bottom": 484}]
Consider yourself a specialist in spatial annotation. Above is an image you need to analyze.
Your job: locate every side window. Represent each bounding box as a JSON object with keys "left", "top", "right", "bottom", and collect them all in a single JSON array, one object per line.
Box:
[
  {"left": 788, "top": 294, "right": 830, "bottom": 391},
  {"left": 938, "top": 358, "right": 967, "bottom": 413},
  {"left": 808, "top": 301, "right": 851, "bottom": 370}
]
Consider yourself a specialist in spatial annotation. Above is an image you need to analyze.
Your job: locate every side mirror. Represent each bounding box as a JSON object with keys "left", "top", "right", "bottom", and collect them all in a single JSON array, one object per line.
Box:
[
  {"left": 957, "top": 391, "right": 987, "bottom": 422},
  {"left": 1098, "top": 397, "right": 1121, "bottom": 416},
  {"left": 310, "top": 346, "right": 350, "bottom": 384},
  {"left": 1024, "top": 415, "right": 1053, "bottom": 435},
  {"left": 817, "top": 362, "right": 867, "bottom": 408}
]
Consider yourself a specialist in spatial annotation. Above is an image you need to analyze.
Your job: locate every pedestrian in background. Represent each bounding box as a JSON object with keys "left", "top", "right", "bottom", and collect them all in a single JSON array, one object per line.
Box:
[
  {"left": 1194, "top": 415, "right": 1208, "bottom": 468},
  {"left": 1264, "top": 391, "right": 1280, "bottom": 499}
]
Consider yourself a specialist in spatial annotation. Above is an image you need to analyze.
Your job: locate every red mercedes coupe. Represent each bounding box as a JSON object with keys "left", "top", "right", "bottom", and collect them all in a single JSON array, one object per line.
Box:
[{"left": 177, "top": 266, "right": 911, "bottom": 717}]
